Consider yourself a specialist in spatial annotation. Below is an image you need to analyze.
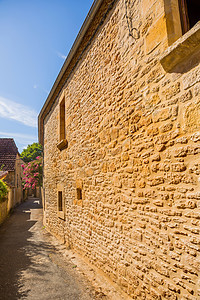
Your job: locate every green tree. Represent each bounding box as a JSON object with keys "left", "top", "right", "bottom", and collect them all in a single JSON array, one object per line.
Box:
[{"left": 20, "top": 143, "right": 43, "bottom": 162}]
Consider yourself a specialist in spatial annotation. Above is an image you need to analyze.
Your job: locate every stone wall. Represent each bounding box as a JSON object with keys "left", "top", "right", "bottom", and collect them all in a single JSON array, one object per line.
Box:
[
  {"left": 0, "top": 199, "right": 8, "bottom": 225},
  {"left": 0, "top": 188, "right": 15, "bottom": 225},
  {"left": 4, "top": 171, "right": 15, "bottom": 187},
  {"left": 1, "top": 154, "right": 24, "bottom": 224},
  {"left": 14, "top": 154, "right": 23, "bottom": 206},
  {"left": 43, "top": 0, "right": 200, "bottom": 298},
  {"left": 3, "top": 154, "right": 23, "bottom": 207}
]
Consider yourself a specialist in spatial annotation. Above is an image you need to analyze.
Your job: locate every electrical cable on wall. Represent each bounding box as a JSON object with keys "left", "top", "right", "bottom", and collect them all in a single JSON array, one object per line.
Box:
[{"left": 125, "top": 0, "right": 140, "bottom": 40}]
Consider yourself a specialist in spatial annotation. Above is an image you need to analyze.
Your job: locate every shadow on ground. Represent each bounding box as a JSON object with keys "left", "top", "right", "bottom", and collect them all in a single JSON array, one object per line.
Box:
[{"left": 0, "top": 198, "right": 54, "bottom": 300}]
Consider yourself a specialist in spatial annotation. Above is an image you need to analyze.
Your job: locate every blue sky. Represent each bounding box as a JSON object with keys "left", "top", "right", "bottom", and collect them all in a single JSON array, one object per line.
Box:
[{"left": 0, "top": 0, "right": 93, "bottom": 152}]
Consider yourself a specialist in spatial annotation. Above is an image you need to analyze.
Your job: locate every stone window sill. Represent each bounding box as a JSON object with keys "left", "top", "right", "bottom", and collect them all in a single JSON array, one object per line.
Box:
[
  {"left": 160, "top": 21, "right": 200, "bottom": 72},
  {"left": 57, "top": 139, "right": 68, "bottom": 150},
  {"left": 58, "top": 211, "right": 65, "bottom": 220}
]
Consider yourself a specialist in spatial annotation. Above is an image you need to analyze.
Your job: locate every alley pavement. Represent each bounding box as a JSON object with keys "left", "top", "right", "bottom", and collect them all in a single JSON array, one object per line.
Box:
[{"left": 0, "top": 198, "right": 101, "bottom": 300}]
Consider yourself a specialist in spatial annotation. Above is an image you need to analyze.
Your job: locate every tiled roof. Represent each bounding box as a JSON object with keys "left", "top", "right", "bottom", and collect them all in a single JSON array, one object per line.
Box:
[{"left": 0, "top": 138, "right": 19, "bottom": 171}]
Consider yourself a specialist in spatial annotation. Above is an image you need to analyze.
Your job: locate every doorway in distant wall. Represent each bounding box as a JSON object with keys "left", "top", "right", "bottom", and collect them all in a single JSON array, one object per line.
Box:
[{"left": 179, "top": 0, "right": 200, "bottom": 34}]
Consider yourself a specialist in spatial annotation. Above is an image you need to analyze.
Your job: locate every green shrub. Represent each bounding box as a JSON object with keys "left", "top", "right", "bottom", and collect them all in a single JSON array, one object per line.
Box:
[{"left": 0, "top": 180, "right": 8, "bottom": 202}]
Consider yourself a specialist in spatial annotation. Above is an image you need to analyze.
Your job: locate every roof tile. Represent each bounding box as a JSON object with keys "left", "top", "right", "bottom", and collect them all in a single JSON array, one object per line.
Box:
[{"left": 0, "top": 138, "right": 19, "bottom": 171}]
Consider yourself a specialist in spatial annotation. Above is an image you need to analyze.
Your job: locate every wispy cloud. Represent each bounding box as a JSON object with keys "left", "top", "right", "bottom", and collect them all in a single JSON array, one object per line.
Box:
[
  {"left": 33, "top": 84, "right": 49, "bottom": 95},
  {"left": 0, "top": 96, "right": 37, "bottom": 127},
  {"left": 57, "top": 51, "right": 67, "bottom": 60},
  {"left": 0, "top": 131, "right": 37, "bottom": 141}
]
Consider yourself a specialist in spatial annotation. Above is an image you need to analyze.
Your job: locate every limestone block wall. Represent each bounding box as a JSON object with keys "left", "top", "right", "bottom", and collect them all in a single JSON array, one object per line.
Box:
[
  {"left": 0, "top": 199, "right": 8, "bottom": 225},
  {"left": 4, "top": 171, "right": 15, "bottom": 187},
  {"left": 14, "top": 154, "right": 23, "bottom": 206},
  {"left": 0, "top": 188, "right": 15, "bottom": 225},
  {"left": 43, "top": 0, "right": 200, "bottom": 298}
]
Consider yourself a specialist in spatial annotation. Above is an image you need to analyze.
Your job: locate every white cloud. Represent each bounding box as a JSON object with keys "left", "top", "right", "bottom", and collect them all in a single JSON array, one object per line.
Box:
[
  {"left": 57, "top": 51, "right": 67, "bottom": 60},
  {"left": 0, "top": 96, "right": 37, "bottom": 127}
]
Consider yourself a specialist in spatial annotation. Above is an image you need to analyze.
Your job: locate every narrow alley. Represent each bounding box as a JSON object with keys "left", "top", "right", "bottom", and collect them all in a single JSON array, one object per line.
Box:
[{"left": 0, "top": 198, "right": 127, "bottom": 300}]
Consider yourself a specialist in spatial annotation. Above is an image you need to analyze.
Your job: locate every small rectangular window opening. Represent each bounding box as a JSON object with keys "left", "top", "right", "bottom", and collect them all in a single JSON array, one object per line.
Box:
[
  {"left": 179, "top": 0, "right": 200, "bottom": 34},
  {"left": 77, "top": 188, "right": 82, "bottom": 200},
  {"left": 60, "top": 99, "right": 65, "bottom": 141},
  {"left": 58, "top": 191, "right": 63, "bottom": 211}
]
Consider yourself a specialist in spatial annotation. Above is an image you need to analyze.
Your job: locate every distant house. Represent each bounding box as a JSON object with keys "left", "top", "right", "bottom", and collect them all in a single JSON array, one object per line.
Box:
[{"left": 0, "top": 138, "right": 23, "bottom": 207}]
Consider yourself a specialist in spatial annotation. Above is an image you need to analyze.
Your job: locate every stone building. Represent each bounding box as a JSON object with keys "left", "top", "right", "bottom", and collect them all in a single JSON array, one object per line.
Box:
[
  {"left": 0, "top": 138, "right": 23, "bottom": 208},
  {"left": 39, "top": 0, "right": 200, "bottom": 298}
]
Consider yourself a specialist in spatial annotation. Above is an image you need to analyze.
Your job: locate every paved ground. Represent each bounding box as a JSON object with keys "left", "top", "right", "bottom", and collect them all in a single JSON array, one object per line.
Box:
[
  {"left": 0, "top": 198, "right": 129, "bottom": 300},
  {"left": 0, "top": 198, "right": 106, "bottom": 300}
]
